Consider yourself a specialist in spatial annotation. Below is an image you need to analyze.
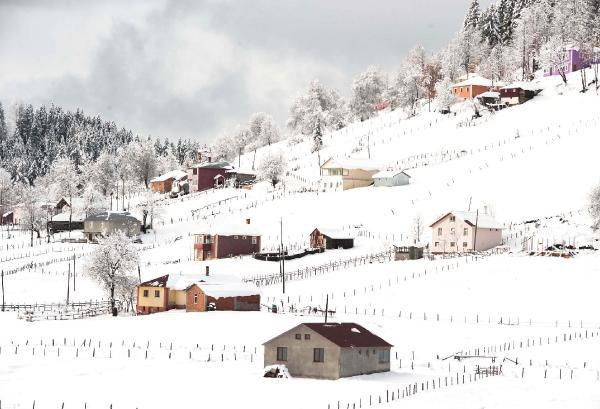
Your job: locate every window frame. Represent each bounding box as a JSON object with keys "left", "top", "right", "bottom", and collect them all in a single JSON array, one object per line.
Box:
[
  {"left": 154, "top": 290, "right": 160, "bottom": 298},
  {"left": 143, "top": 289, "right": 149, "bottom": 297},
  {"left": 313, "top": 347, "right": 325, "bottom": 363},
  {"left": 295, "top": 334, "right": 301, "bottom": 340},
  {"left": 378, "top": 349, "right": 390, "bottom": 364},
  {"left": 276, "top": 347, "right": 288, "bottom": 362}
]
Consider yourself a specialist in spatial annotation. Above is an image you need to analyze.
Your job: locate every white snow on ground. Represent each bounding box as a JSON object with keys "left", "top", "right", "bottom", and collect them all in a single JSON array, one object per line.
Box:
[{"left": 1, "top": 68, "right": 600, "bottom": 408}]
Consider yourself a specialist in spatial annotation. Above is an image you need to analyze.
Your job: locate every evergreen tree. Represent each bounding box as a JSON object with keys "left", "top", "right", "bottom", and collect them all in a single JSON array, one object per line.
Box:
[{"left": 464, "top": 0, "right": 481, "bottom": 29}]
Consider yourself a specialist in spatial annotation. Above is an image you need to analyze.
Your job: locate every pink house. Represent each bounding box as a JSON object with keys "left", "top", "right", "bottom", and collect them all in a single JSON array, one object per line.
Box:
[
  {"left": 544, "top": 47, "right": 600, "bottom": 77},
  {"left": 430, "top": 211, "right": 503, "bottom": 254}
]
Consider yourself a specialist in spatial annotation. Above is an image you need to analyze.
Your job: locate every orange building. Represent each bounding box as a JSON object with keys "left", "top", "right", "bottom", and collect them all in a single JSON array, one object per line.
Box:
[
  {"left": 451, "top": 75, "right": 499, "bottom": 101},
  {"left": 150, "top": 170, "right": 188, "bottom": 193}
]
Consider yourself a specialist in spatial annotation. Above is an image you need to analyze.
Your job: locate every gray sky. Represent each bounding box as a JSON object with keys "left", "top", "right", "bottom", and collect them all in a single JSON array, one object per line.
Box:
[{"left": 0, "top": 0, "right": 492, "bottom": 143}]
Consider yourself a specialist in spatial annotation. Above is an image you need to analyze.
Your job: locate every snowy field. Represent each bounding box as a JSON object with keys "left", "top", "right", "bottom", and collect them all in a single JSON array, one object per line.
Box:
[{"left": 2, "top": 69, "right": 600, "bottom": 408}]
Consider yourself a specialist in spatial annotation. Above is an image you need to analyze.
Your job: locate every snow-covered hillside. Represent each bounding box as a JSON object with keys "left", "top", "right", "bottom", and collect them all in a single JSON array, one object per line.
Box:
[{"left": 1, "top": 68, "right": 600, "bottom": 409}]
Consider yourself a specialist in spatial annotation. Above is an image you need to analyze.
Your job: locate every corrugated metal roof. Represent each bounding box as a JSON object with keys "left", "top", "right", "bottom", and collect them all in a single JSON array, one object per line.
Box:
[{"left": 303, "top": 323, "right": 393, "bottom": 348}]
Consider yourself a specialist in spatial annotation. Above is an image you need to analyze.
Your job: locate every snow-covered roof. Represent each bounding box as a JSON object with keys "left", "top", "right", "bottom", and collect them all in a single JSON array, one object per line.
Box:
[
  {"left": 430, "top": 211, "right": 504, "bottom": 229},
  {"left": 213, "top": 174, "right": 224, "bottom": 179},
  {"left": 150, "top": 169, "right": 187, "bottom": 183},
  {"left": 163, "top": 273, "right": 260, "bottom": 298},
  {"left": 453, "top": 76, "right": 494, "bottom": 87},
  {"left": 51, "top": 212, "right": 85, "bottom": 222},
  {"left": 501, "top": 82, "right": 542, "bottom": 92},
  {"left": 314, "top": 228, "right": 355, "bottom": 240},
  {"left": 225, "top": 168, "right": 256, "bottom": 176},
  {"left": 478, "top": 91, "right": 500, "bottom": 99},
  {"left": 198, "top": 222, "right": 260, "bottom": 237},
  {"left": 58, "top": 197, "right": 85, "bottom": 209},
  {"left": 85, "top": 211, "right": 141, "bottom": 223},
  {"left": 189, "top": 161, "right": 232, "bottom": 170},
  {"left": 321, "top": 157, "right": 380, "bottom": 171},
  {"left": 2, "top": 211, "right": 13, "bottom": 218},
  {"left": 372, "top": 170, "right": 411, "bottom": 179}
]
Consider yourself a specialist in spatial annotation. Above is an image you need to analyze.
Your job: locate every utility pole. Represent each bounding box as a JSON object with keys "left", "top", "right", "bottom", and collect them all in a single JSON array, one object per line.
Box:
[
  {"left": 472, "top": 209, "right": 479, "bottom": 252},
  {"left": 280, "top": 217, "right": 285, "bottom": 294},
  {"left": 324, "top": 294, "right": 329, "bottom": 324},
  {"left": 367, "top": 133, "right": 371, "bottom": 159},
  {"left": 66, "top": 264, "right": 71, "bottom": 305},
  {"left": 1, "top": 269, "right": 5, "bottom": 312},
  {"left": 72, "top": 253, "right": 76, "bottom": 292},
  {"left": 468, "top": 196, "right": 472, "bottom": 211}
]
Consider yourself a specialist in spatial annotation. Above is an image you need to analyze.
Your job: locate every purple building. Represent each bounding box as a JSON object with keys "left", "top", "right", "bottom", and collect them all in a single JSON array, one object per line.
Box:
[{"left": 544, "top": 47, "right": 600, "bottom": 77}]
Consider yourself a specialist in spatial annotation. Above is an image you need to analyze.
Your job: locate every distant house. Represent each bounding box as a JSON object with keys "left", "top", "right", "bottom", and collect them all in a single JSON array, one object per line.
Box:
[
  {"left": 187, "top": 160, "right": 232, "bottom": 193},
  {"left": 225, "top": 168, "right": 256, "bottom": 188},
  {"left": 543, "top": 47, "right": 600, "bottom": 77},
  {"left": 136, "top": 271, "right": 260, "bottom": 314},
  {"left": 1, "top": 210, "right": 13, "bottom": 225},
  {"left": 372, "top": 170, "right": 411, "bottom": 187},
  {"left": 150, "top": 170, "right": 188, "bottom": 194},
  {"left": 48, "top": 212, "right": 85, "bottom": 233},
  {"left": 393, "top": 245, "right": 424, "bottom": 261},
  {"left": 430, "top": 211, "right": 503, "bottom": 254},
  {"left": 320, "top": 158, "right": 380, "bottom": 192},
  {"left": 193, "top": 219, "right": 260, "bottom": 260},
  {"left": 83, "top": 211, "right": 141, "bottom": 242},
  {"left": 263, "top": 323, "right": 393, "bottom": 379},
  {"left": 476, "top": 91, "right": 501, "bottom": 107},
  {"left": 310, "top": 228, "right": 355, "bottom": 250},
  {"left": 500, "top": 82, "right": 540, "bottom": 106},
  {"left": 451, "top": 75, "right": 501, "bottom": 100},
  {"left": 55, "top": 197, "right": 84, "bottom": 215}
]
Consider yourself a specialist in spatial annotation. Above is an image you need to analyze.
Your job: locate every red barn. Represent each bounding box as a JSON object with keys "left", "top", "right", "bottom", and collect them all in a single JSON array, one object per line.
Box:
[
  {"left": 193, "top": 220, "right": 261, "bottom": 260},
  {"left": 187, "top": 160, "right": 232, "bottom": 192}
]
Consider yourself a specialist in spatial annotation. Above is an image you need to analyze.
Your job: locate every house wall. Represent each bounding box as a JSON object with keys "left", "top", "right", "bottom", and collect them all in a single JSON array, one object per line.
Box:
[
  {"left": 264, "top": 325, "right": 341, "bottom": 379},
  {"left": 373, "top": 173, "right": 410, "bottom": 187},
  {"left": 431, "top": 214, "right": 474, "bottom": 254},
  {"left": 150, "top": 179, "right": 174, "bottom": 193},
  {"left": 84, "top": 219, "right": 141, "bottom": 240},
  {"left": 185, "top": 284, "right": 207, "bottom": 312},
  {"left": 452, "top": 85, "right": 492, "bottom": 100},
  {"left": 431, "top": 213, "right": 502, "bottom": 253},
  {"left": 168, "top": 289, "right": 187, "bottom": 308},
  {"left": 326, "top": 238, "right": 354, "bottom": 250},
  {"left": 188, "top": 167, "right": 227, "bottom": 192},
  {"left": 341, "top": 169, "right": 378, "bottom": 191},
  {"left": 339, "top": 346, "right": 391, "bottom": 377},
  {"left": 136, "top": 286, "right": 168, "bottom": 314},
  {"left": 320, "top": 175, "right": 344, "bottom": 192},
  {"left": 214, "top": 234, "right": 260, "bottom": 259}
]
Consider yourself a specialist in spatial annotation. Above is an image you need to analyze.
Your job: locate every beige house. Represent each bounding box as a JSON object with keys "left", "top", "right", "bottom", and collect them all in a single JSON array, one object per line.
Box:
[
  {"left": 83, "top": 211, "right": 141, "bottom": 242},
  {"left": 430, "top": 211, "right": 503, "bottom": 254},
  {"left": 320, "top": 158, "right": 380, "bottom": 192},
  {"left": 263, "top": 323, "right": 392, "bottom": 380}
]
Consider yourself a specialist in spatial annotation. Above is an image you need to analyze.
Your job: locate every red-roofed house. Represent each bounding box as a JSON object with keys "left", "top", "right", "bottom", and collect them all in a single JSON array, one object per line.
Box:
[{"left": 263, "top": 323, "right": 392, "bottom": 379}]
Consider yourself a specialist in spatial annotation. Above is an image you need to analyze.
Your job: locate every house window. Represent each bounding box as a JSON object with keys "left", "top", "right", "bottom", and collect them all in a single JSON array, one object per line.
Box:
[
  {"left": 378, "top": 350, "right": 390, "bottom": 364},
  {"left": 463, "top": 228, "right": 468, "bottom": 236},
  {"left": 234, "top": 235, "right": 239, "bottom": 240},
  {"left": 437, "top": 228, "right": 442, "bottom": 236},
  {"left": 304, "top": 334, "right": 310, "bottom": 340},
  {"left": 276, "top": 347, "right": 288, "bottom": 361},
  {"left": 450, "top": 242, "right": 455, "bottom": 247},
  {"left": 143, "top": 290, "right": 149, "bottom": 297},
  {"left": 313, "top": 348, "right": 325, "bottom": 363},
  {"left": 252, "top": 236, "right": 257, "bottom": 245},
  {"left": 450, "top": 216, "right": 456, "bottom": 222},
  {"left": 366, "top": 349, "right": 370, "bottom": 356},
  {"left": 193, "top": 168, "right": 197, "bottom": 175},
  {"left": 154, "top": 290, "right": 160, "bottom": 297},
  {"left": 463, "top": 242, "right": 468, "bottom": 248},
  {"left": 193, "top": 293, "right": 198, "bottom": 304},
  {"left": 434, "top": 242, "right": 439, "bottom": 247},
  {"left": 295, "top": 334, "right": 301, "bottom": 340},
  {"left": 242, "top": 235, "right": 247, "bottom": 240},
  {"left": 450, "top": 227, "right": 456, "bottom": 235}
]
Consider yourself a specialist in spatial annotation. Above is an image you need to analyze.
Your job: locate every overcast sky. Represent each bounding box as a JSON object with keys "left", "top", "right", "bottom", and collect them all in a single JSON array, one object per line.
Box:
[{"left": 0, "top": 0, "right": 492, "bottom": 144}]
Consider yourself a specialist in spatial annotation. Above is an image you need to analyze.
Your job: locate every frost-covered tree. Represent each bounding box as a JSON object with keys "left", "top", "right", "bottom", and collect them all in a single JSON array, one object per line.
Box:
[
  {"left": 422, "top": 59, "right": 443, "bottom": 112},
  {"left": 540, "top": 36, "right": 570, "bottom": 84},
  {"left": 85, "top": 231, "right": 139, "bottom": 316},
  {"left": 82, "top": 184, "right": 107, "bottom": 218},
  {"left": 464, "top": 0, "right": 481, "bottom": 30},
  {"left": 16, "top": 183, "right": 45, "bottom": 246},
  {"left": 349, "top": 67, "right": 387, "bottom": 121},
  {"left": 411, "top": 214, "right": 425, "bottom": 244},
  {"left": 435, "top": 77, "right": 456, "bottom": 113},
  {"left": 138, "top": 189, "right": 162, "bottom": 231},
  {"left": 457, "top": 27, "right": 483, "bottom": 77},
  {"left": 249, "top": 113, "right": 281, "bottom": 148},
  {"left": 258, "top": 151, "right": 287, "bottom": 187},
  {"left": 590, "top": 182, "right": 600, "bottom": 230},
  {"left": 480, "top": 45, "right": 513, "bottom": 84},
  {"left": 46, "top": 157, "right": 80, "bottom": 232},
  {"left": 0, "top": 167, "right": 11, "bottom": 209},
  {"left": 126, "top": 140, "right": 158, "bottom": 188},
  {"left": 155, "top": 151, "right": 179, "bottom": 176},
  {"left": 440, "top": 36, "right": 464, "bottom": 81}
]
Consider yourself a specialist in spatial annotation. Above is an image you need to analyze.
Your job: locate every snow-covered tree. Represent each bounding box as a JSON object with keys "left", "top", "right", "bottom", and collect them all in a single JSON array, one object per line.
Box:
[
  {"left": 82, "top": 184, "right": 107, "bottom": 218},
  {"left": 422, "top": 59, "right": 443, "bottom": 112},
  {"left": 435, "top": 77, "right": 456, "bottom": 113},
  {"left": 457, "top": 27, "right": 483, "bottom": 77},
  {"left": 540, "top": 36, "right": 570, "bottom": 84},
  {"left": 85, "top": 231, "right": 139, "bottom": 316},
  {"left": 125, "top": 140, "right": 158, "bottom": 188},
  {"left": 0, "top": 167, "right": 11, "bottom": 209},
  {"left": 258, "top": 151, "right": 287, "bottom": 187},
  {"left": 249, "top": 112, "right": 281, "bottom": 148},
  {"left": 155, "top": 151, "right": 179, "bottom": 176},
  {"left": 389, "top": 46, "right": 427, "bottom": 116},
  {"left": 411, "top": 214, "right": 425, "bottom": 244},
  {"left": 464, "top": 0, "right": 481, "bottom": 30},
  {"left": 349, "top": 67, "right": 387, "bottom": 121},
  {"left": 46, "top": 157, "right": 80, "bottom": 232},
  {"left": 138, "top": 189, "right": 162, "bottom": 231},
  {"left": 480, "top": 45, "right": 513, "bottom": 84},
  {"left": 16, "top": 183, "right": 45, "bottom": 246}
]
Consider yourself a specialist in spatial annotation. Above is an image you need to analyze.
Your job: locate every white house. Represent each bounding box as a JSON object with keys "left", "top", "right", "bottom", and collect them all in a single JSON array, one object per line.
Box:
[
  {"left": 430, "top": 211, "right": 504, "bottom": 254},
  {"left": 320, "top": 158, "right": 380, "bottom": 192},
  {"left": 372, "top": 170, "right": 411, "bottom": 187}
]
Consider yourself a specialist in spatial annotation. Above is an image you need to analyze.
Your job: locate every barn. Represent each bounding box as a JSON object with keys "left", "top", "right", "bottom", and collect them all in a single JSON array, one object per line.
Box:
[{"left": 310, "top": 228, "right": 355, "bottom": 250}]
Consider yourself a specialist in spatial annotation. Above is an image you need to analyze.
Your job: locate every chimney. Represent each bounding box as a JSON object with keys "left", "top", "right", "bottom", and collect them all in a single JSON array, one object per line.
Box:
[
  {"left": 205, "top": 266, "right": 210, "bottom": 276},
  {"left": 246, "top": 218, "right": 251, "bottom": 225},
  {"left": 207, "top": 155, "right": 212, "bottom": 163}
]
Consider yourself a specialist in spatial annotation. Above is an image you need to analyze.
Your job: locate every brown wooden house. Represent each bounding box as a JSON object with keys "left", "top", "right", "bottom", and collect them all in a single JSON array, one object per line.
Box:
[
  {"left": 310, "top": 228, "right": 355, "bottom": 250},
  {"left": 136, "top": 272, "right": 260, "bottom": 314},
  {"left": 150, "top": 170, "right": 188, "bottom": 193},
  {"left": 194, "top": 220, "right": 260, "bottom": 260}
]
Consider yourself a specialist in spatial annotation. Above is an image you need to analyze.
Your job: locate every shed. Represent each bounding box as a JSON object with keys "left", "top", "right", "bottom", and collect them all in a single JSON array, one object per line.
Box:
[
  {"left": 393, "top": 245, "right": 424, "bottom": 261},
  {"left": 263, "top": 323, "right": 393, "bottom": 379},
  {"left": 48, "top": 212, "right": 85, "bottom": 233},
  {"left": 372, "top": 170, "right": 411, "bottom": 187},
  {"left": 310, "top": 228, "right": 355, "bottom": 250}
]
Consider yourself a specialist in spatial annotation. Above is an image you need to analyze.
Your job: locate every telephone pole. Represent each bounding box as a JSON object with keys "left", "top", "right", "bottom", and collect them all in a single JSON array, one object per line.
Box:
[
  {"left": 66, "top": 264, "right": 71, "bottom": 305},
  {"left": 280, "top": 217, "right": 285, "bottom": 294},
  {"left": 472, "top": 209, "right": 479, "bottom": 252},
  {"left": 1, "top": 269, "right": 5, "bottom": 312},
  {"left": 324, "top": 294, "right": 329, "bottom": 324}
]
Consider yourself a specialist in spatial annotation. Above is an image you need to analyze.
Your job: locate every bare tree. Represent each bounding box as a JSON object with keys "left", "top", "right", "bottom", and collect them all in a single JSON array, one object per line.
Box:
[
  {"left": 85, "top": 231, "right": 139, "bottom": 316},
  {"left": 590, "top": 183, "right": 600, "bottom": 230},
  {"left": 411, "top": 214, "right": 425, "bottom": 244}
]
